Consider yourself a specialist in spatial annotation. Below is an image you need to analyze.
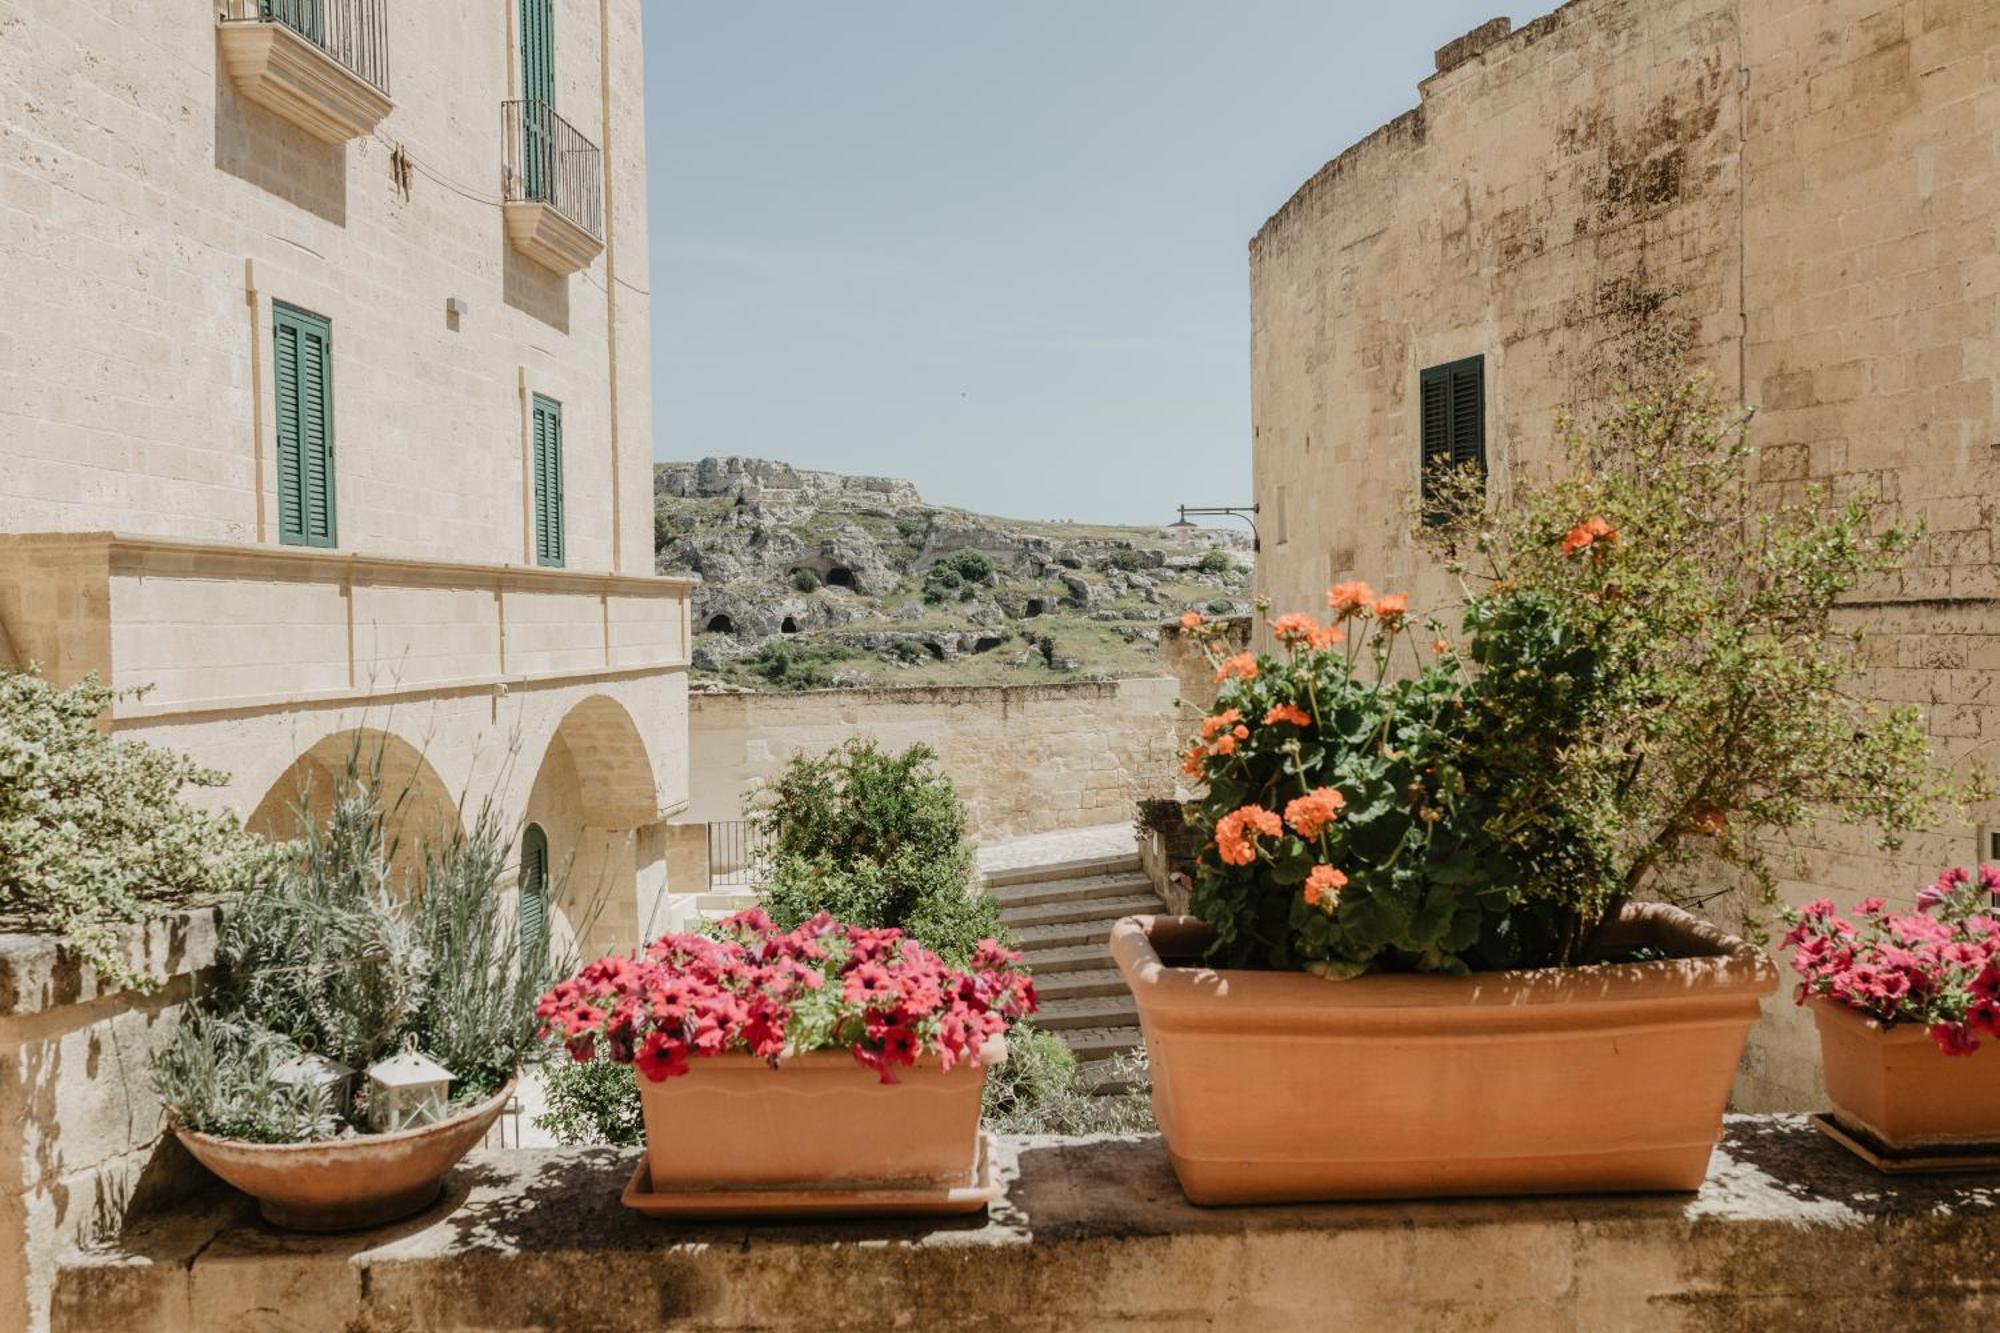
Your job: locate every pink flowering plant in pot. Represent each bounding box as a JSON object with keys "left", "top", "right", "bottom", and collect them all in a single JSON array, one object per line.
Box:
[
  {"left": 1781, "top": 868, "right": 2000, "bottom": 1153},
  {"left": 537, "top": 909, "right": 1034, "bottom": 1206}
]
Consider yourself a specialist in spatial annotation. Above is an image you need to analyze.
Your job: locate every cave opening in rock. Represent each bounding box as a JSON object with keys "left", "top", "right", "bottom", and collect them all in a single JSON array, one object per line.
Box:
[
  {"left": 1024, "top": 598, "right": 1046, "bottom": 618},
  {"left": 824, "top": 566, "right": 857, "bottom": 589},
  {"left": 781, "top": 617, "right": 799, "bottom": 635},
  {"left": 705, "top": 614, "right": 735, "bottom": 635}
]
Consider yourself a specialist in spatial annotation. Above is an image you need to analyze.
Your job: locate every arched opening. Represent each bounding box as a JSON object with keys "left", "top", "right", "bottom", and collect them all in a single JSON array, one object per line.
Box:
[
  {"left": 1024, "top": 598, "right": 1046, "bottom": 618},
  {"left": 823, "top": 566, "right": 856, "bottom": 589},
  {"left": 245, "top": 728, "right": 460, "bottom": 886},
  {"left": 924, "top": 640, "right": 946, "bottom": 661},
  {"left": 521, "top": 695, "right": 662, "bottom": 960},
  {"left": 780, "top": 616, "right": 799, "bottom": 635},
  {"left": 705, "top": 613, "right": 735, "bottom": 635},
  {"left": 519, "top": 823, "right": 552, "bottom": 953}
]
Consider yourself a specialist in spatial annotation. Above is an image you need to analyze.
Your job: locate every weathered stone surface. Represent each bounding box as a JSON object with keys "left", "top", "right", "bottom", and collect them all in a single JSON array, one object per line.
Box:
[{"left": 54, "top": 1119, "right": 2000, "bottom": 1331}]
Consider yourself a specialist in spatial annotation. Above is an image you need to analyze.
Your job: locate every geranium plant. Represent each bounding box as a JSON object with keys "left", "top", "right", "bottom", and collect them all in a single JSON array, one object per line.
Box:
[
  {"left": 537, "top": 910, "right": 1035, "bottom": 1084},
  {"left": 1181, "top": 378, "right": 1971, "bottom": 977},
  {"left": 1781, "top": 867, "right": 2000, "bottom": 1056}
]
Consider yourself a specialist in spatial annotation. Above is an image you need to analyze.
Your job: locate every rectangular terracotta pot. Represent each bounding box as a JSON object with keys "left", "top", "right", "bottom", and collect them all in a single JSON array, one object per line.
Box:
[
  {"left": 1813, "top": 998, "right": 2000, "bottom": 1150},
  {"left": 1111, "top": 904, "right": 1776, "bottom": 1204},
  {"left": 637, "top": 1044, "right": 994, "bottom": 1193}
]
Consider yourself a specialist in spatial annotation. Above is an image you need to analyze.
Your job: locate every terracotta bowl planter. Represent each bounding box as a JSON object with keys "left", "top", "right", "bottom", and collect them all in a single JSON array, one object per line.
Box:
[
  {"left": 1813, "top": 998, "right": 2000, "bottom": 1151},
  {"left": 1112, "top": 906, "right": 1776, "bottom": 1204},
  {"left": 175, "top": 1078, "right": 515, "bottom": 1231},
  {"left": 636, "top": 1037, "right": 1003, "bottom": 1196}
]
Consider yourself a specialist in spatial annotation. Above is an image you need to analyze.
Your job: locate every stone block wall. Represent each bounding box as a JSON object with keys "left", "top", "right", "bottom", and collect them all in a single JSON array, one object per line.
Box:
[
  {"left": 677, "top": 679, "right": 1184, "bottom": 846},
  {"left": 1249, "top": 0, "right": 2000, "bottom": 1110}
]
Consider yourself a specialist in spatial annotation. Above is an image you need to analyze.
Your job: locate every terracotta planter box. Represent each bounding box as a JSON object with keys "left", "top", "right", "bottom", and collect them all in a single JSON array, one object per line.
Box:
[
  {"left": 1112, "top": 906, "right": 1776, "bottom": 1204},
  {"left": 637, "top": 1039, "right": 1000, "bottom": 1195},
  {"left": 1813, "top": 998, "right": 2000, "bottom": 1150},
  {"left": 176, "top": 1079, "right": 514, "bottom": 1231}
]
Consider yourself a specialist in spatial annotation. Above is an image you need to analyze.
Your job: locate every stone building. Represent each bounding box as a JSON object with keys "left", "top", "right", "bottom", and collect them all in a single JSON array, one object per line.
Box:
[
  {"left": 0, "top": 0, "right": 693, "bottom": 957},
  {"left": 1249, "top": 0, "right": 2000, "bottom": 1108}
]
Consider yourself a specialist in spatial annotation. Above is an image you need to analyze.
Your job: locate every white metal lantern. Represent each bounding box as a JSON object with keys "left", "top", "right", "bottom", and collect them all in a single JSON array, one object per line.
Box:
[
  {"left": 364, "top": 1043, "right": 454, "bottom": 1133},
  {"left": 273, "top": 1050, "right": 357, "bottom": 1119}
]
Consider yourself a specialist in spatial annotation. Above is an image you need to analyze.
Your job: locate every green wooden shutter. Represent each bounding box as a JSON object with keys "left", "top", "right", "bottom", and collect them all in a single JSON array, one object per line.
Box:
[
  {"left": 519, "top": 824, "right": 550, "bottom": 953},
  {"left": 532, "top": 394, "right": 564, "bottom": 567},
  {"left": 274, "top": 303, "right": 336, "bottom": 549},
  {"left": 520, "top": 0, "right": 554, "bottom": 105},
  {"left": 1419, "top": 355, "right": 1484, "bottom": 520}
]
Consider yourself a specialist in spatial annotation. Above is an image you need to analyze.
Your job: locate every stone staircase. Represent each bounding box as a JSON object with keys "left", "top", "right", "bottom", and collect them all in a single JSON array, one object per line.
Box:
[{"left": 983, "top": 849, "right": 1160, "bottom": 1092}]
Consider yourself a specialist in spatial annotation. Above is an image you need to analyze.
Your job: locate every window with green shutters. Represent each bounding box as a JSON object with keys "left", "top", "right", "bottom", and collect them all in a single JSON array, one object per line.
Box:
[
  {"left": 1419, "top": 355, "right": 1485, "bottom": 521},
  {"left": 531, "top": 394, "right": 565, "bottom": 567},
  {"left": 273, "top": 302, "right": 336, "bottom": 549},
  {"left": 519, "top": 0, "right": 555, "bottom": 198},
  {"left": 519, "top": 823, "right": 550, "bottom": 952}
]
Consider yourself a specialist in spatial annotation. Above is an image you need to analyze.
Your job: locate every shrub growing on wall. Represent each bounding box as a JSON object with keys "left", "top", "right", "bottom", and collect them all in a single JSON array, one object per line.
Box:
[
  {"left": 0, "top": 669, "right": 273, "bottom": 986},
  {"left": 749, "top": 738, "right": 1002, "bottom": 962}
]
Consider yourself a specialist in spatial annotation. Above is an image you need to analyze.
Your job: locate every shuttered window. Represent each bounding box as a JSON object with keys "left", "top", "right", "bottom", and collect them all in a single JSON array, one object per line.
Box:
[
  {"left": 1419, "top": 355, "right": 1485, "bottom": 520},
  {"left": 519, "top": 823, "right": 550, "bottom": 953},
  {"left": 273, "top": 302, "right": 336, "bottom": 549},
  {"left": 520, "top": 0, "right": 554, "bottom": 104},
  {"left": 531, "top": 394, "right": 565, "bottom": 567}
]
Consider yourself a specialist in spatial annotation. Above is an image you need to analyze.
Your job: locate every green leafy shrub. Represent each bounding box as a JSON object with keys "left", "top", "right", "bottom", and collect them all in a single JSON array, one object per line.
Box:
[
  {"left": 750, "top": 739, "right": 1001, "bottom": 963},
  {"left": 943, "top": 550, "right": 994, "bottom": 583},
  {"left": 1102, "top": 549, "right": 1146, "bottom": 573},
  {"left": 533, "top": 1056, "right": 645, "bottom": 1146},
  {"left": 1204, "top": 599, "right": 1236, "bottom": 616},
  {"left": 1198, "top": 550, "right": 1236, "bottom": 575},
  {"left": 0, "top": 669, "right": 274, "bottom": 987},
  {"left": 748, "top": 642, "right": 853, "bottom": 690},
  {"left": 1182, "top": 378, "right": 1969, "bottom": 977},
  {"left": 981, "top": 1029, "right": 1153, "bottom": 1135},
  {"left": 790, "top": 568, "right": 821, "bottom": 593}
]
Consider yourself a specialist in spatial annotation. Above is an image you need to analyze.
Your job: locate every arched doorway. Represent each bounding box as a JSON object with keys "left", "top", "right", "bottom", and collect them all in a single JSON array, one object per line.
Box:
[
  {"left": 705, "top": 613, "right": 735, "bottom": 634},
  {"left": 780, "top": 616, "right": 799, "bottom": 634},
  {"left": 519, "top": 823, "right": 551, "bottom": 954},
  {"left": 1024, "top": 598, "right": 1046, "bottom": 618},
  {"left": 823, "top": 566, "right": 856, "bottom": 589}
]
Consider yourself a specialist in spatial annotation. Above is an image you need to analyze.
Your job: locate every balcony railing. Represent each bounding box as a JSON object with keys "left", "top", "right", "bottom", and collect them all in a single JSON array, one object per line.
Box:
[
  {"left": 223, "top": 0, "right": 390, "bottom": 97},
  {"left": 503, "top": 99, "right": 604, "bottom": 240}
]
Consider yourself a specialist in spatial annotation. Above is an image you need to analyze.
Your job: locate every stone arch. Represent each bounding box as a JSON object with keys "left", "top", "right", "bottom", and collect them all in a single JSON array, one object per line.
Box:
[
  {"left": 780, "top": 616, "right": 799, "bottom": 635},
  {"left": 705, "top": 613, "right": 735, "bottom": 635},
  {"left": 245, "top": 727, "right": 460, "bottom": 883},
  {"left": 521, "top": 695, "right": 661, "bottom": 960},
  {"left": 1024, "top": 597, "right": 1046, "bottom": 618},
  {"left": 823, "top": 566, "right": 856, "bottom": 589}
]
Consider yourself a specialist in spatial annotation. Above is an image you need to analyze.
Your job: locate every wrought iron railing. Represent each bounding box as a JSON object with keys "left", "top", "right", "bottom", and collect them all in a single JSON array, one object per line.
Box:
[
  {"left": 502, "top": 100, "right": 604, "bottom": 240},
  {"left": 706, "top": 821, "right": 769, "bottom": 892},
  {"left": 224, "top": 0, "right": 391, "bottom": 96}
]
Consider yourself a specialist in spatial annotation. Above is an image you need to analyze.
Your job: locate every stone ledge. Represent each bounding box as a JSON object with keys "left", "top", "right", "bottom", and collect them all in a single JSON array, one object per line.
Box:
[
  {"left": 0, "top": 910, "right": 219, "bottom": 1022},
  {"left": 53, "top": 1116, "right": 2000, "bottom": 1330}
]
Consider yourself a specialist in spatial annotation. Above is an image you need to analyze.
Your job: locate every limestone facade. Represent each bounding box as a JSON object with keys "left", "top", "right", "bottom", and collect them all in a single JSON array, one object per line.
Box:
[{"left": 1250, "top": 0, "right": 2000, "bottom": 1108}]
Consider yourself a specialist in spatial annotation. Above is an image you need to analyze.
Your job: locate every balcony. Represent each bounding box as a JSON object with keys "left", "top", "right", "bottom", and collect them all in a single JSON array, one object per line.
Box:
[
  {"left": 216, "top": 0, "right": 393, "bottom": 145},
  {"left": 502, "top": 99, "right": 606, "bottom": 276},
  {"left": 0, "top": 533, "right": 693, "bottom": 723}
]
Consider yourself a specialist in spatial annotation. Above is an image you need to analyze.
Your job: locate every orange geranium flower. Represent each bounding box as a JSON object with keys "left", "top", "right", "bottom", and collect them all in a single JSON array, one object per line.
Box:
[
  {"left": 1201, "top": 708, "right": 1243, "bottom": 740},
  {"left": 1263, "top": 703, "right": 1312, "bottom": 727},
  {"left": 1214, "top": 652, "right": 1258, "bottom": 683},
  {"left": 1562, "top": 516, "right": 1618, "bottom": 557},
  {"left": 1215, "top": 804, "right": 1283, "bottom": 867},
  {"left": 1303, "top": 864, "right": 1348, "bottom": 911},
  {"left": 1283, "top": 787, "right": 1347, "bottom": 840},
  {"left": 1180, "top": 611, "right": 1204, "bottom": 630},
  {"left": 1308, "top": 622, "right": 1346, "bottom": 651},
  {"left": 1432, "top": 637, "right": 1451, "bottom": 655},
  {"left": 1326, "top": 581, "right": 1376, "bottom": 618},
  {"left": 1371, "top": 592, "right": 1409, "bottom": 625},
  {"left": 1687, "top": 802, "right": 1728, "bottom": 837},
  {"left": 1270, "top": 612, "right": 1325, "bottom": 649},
  {"left": 1181, "top": 744, "right": 1207, "bottom": 777}
]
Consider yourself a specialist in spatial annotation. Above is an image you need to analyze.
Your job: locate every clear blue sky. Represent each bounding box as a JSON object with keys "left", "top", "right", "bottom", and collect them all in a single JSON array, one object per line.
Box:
[{"left": 641, "top": 3, "right": 1545, "bottom": 525}]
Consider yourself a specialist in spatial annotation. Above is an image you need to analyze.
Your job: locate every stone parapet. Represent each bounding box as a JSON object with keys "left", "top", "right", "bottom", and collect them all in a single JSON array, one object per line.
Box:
[{"left": 53, "top": 1118, "right": 2000, "bottom": 1330}]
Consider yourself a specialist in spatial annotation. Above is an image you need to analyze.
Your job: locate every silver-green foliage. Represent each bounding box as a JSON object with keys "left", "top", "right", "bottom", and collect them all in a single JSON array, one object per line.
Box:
[
  {"left": 980, "top": 1026, "right": 1154, "bottom": 1136},
  {"left": 0, "top": 669, "right": 275, "bottom": 987},
  {"left": 152, "top": 1013, "right": 341, "bottom": 1144}
]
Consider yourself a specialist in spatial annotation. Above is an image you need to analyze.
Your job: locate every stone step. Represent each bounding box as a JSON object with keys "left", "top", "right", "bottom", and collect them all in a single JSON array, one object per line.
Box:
[
  {"left": 1060, "top": 1026, "right": 1144, "bottom": 1063},
  {"left": 1013, "top": 914, "right": 1141, "bottom": 952},
  {"left": 985, "top": 871, "right": 1157, "bottom": 910},
  {"left": 1031, "top": 967, "right": 1128, "bottom": 1001},
  {"left": 1017, "top": 944, "right": 1114, "bottom": 975},
  {"left": 1081, "top": 1060, "right": 1147, "bottom": 1097},
  {"left": 982, "top": 853, "right": 1142, "bottom": 890},
  {"left": 1032, "top": 994, "right": 1139, "bottom": 1032},
  {"left": 999, "top": 894, "right": 1161, "bottom": 930},
  {"left": 694, "top": 893, "right": 759, "bottom": 914}
]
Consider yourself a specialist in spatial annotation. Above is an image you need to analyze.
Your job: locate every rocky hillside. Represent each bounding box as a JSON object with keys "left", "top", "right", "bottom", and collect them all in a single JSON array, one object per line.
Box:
[{"left": 655, "top": 458, "right": 1252, "bottom": 690}]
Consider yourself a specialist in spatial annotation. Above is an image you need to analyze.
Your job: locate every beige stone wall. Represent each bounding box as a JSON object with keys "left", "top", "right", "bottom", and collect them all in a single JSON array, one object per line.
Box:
[
  {"left": 0, "top": 0, "right": 654, "bottom": 576},
  {"left": 1250, "top": 0, "right": 2000, "bottom": 1109},
  {"left": 678, "top": 679, "right": 1183, "bottom": 847}
]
